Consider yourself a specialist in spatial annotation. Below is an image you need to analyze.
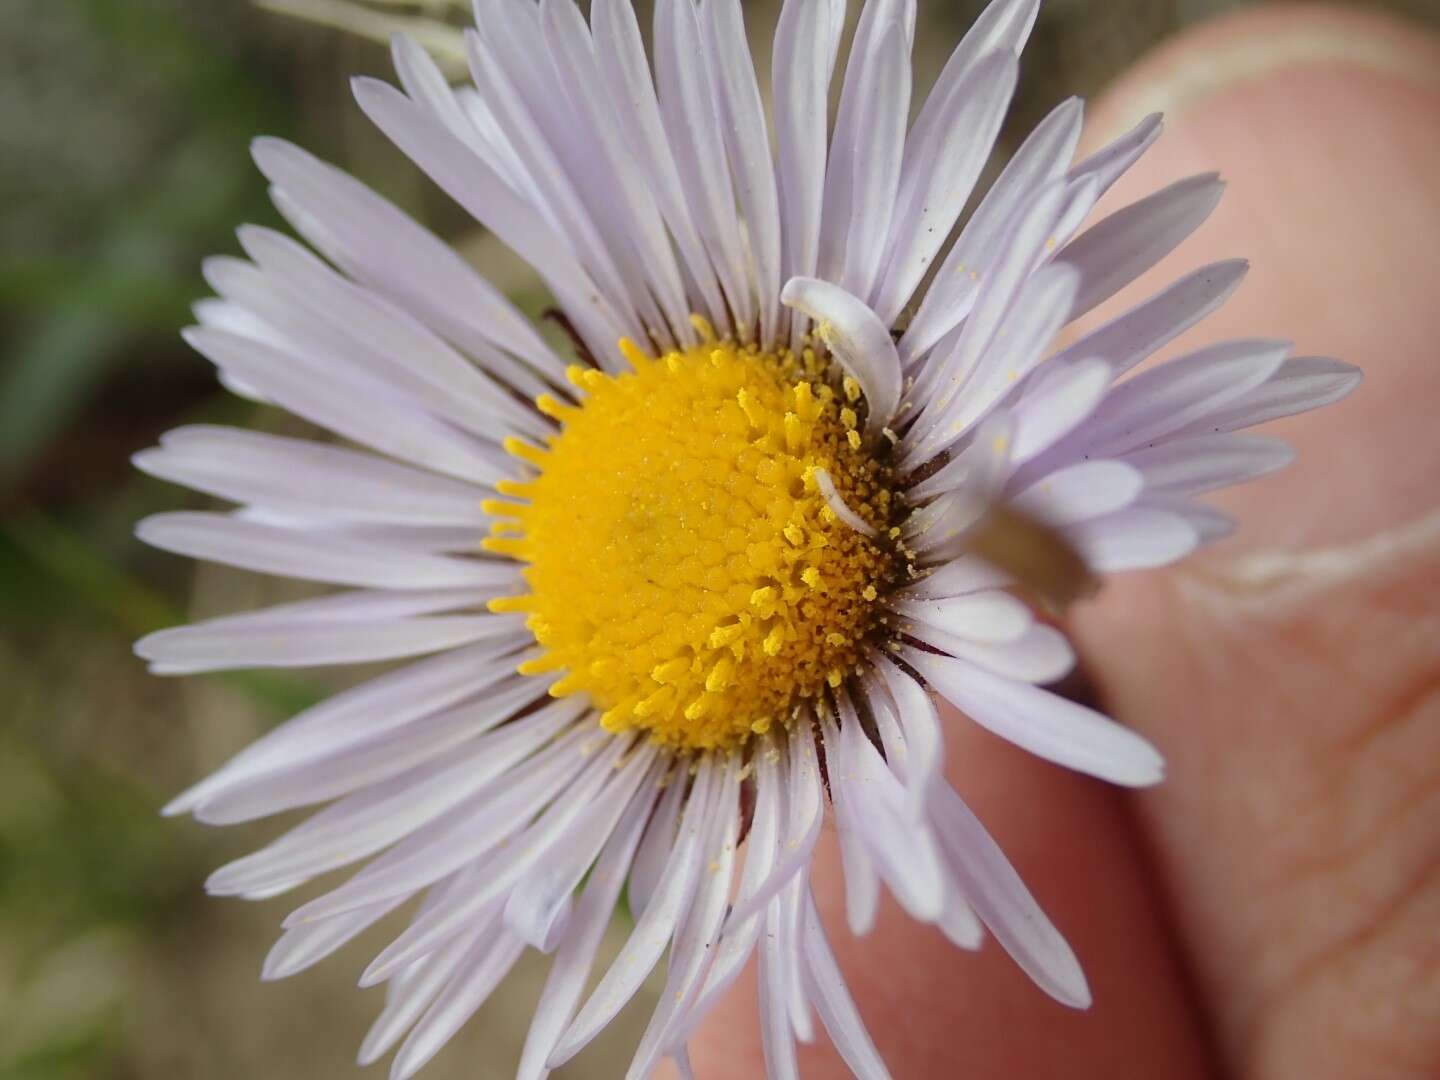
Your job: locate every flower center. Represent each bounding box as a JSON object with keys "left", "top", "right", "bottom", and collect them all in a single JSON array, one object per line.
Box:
[{"left": 485, "top": 330, "right": 906, "bottom": 752}]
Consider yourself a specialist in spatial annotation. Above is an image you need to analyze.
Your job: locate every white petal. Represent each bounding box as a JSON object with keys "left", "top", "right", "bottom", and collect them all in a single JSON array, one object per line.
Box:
[
  {"left": 873, "top": 50, "right": 1017, "bottom": 323},
  {"left": 590, "top": 0, "right": 729, "bottom": 329},
  {"left": 702, "top": 0, "right": 782, "bottom": 342},
  {"left": 137, "top": 511, "right": 506, "bottom": 591},
  {"left": 929, "top": 781, "right": 1090, "bottom": 1006},
  {"left": 892, "top": 590, "right": 1032, "bottom": 645},
  {"left": 193, "top": 677, "right": 547, "bottom": 825},
  {"left": 772, "top": 0, "right": 844, "bottom": 344},
  {"left": 1010, "top": 460, "right": 1144, "bottom": 526},
  {"left": 781, "top": 277, "right": 902, "bottom": 430},
  {"left": 652, "top": 0, "right": 754, "bottom": 336},
  {"left": 1055, "top": 172, "right": 1226, "bottom": 321},
  {"left": 165, "top": 640, "right": 523, "bottom": 816},
  {"left": 391, "top": 931, "right": 526, "bottom": 1079},
  {"left": 1124, "top": 433, "right": 1294, "bottom": 494},
  {"left": 903, "top": 647, "right": 1165, "bottom": 786},
  {"left": 836, "top": 15, "right": 911, "bottom": 303},
  {"left": 251, "top": 136, "right": 562, "bottom": 385},
  {"left": 900, "top": 96, "right": 1083, "bottom": 366},
  {"left": 900, "top": 555, "right": 1012, "bottom": 599},
  {"left": 515, "top": 770, "right": 657, "bottom": 1080},
  {"left": 139, "top": 613, "right": 521, "bottom": 675},
  {"left": 136, "top": 426, "right": 490, "bottom": 527},
  {"left": 1080, "top": 339, "right": 1291, "bottom": 457},
  {"left": 1175, "top": 355, "right": 1362, "bottom": 435},
  {"left": 1068, "top": 507, "right": 1200, "bottom": 572},
  {"left": 799, "top": 890, "right": 892, "bottom": 1080},
  {"left": 181, "top": 326, "right": 507, "bottom": 485},
  {"left": 549, "top": 757, "right": 724, "bottom": 1066}
]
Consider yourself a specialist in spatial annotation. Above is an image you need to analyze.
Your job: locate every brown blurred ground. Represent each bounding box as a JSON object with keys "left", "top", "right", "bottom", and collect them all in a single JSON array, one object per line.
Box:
[{"left": 1, "top": 1, "right": 1436, "bottom": 1077}]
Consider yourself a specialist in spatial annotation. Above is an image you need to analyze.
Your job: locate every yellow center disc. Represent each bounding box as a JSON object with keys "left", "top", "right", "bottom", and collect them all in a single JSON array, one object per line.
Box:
[{"left": 485, "top": 333, "right": 904, "bottom": 751}]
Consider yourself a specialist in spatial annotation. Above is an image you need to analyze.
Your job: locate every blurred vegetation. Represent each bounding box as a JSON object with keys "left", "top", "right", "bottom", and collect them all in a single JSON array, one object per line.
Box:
[{"left": 1, "top": 0, "right": 1436, "bottom": 1076}]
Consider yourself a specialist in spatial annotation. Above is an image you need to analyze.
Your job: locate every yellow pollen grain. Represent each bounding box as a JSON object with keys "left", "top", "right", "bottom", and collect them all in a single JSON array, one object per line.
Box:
[{"left": 487, "top": 338, "right": 905, "bottom": 751}]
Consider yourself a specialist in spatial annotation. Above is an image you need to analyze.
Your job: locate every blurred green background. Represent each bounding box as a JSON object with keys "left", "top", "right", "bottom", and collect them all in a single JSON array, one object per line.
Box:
[{"left": 1, "top": 1, "right": 1436, "bottom": 1076}]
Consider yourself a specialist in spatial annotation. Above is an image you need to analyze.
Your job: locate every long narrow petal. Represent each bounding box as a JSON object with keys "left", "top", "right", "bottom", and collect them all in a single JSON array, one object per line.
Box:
[
  {"left": 903, "top": 647, "right": 1166, "bottom": 786},
  {"left": 781, "top": 278, "right": 902, "bottom": 431}
]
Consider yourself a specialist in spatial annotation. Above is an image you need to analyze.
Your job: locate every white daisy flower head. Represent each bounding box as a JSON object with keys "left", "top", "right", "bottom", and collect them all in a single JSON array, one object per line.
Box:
[{"left": 134, "top": 0, "right": 1361, "bottom": 1075}]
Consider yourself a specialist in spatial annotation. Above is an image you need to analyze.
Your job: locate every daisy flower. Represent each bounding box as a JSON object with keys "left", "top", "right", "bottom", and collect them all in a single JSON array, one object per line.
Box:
[{"left": 134, "top": 0, "right": 1360, "bottom": 1075}]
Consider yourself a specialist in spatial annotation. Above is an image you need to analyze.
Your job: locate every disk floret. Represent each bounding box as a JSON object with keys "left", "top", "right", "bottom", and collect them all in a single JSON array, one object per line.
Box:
[{"left": 486, "top": 333, "right": 905, "bottom": 751}]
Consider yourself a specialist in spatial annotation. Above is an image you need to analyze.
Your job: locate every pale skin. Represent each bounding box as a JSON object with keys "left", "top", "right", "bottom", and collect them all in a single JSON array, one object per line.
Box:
[{"left": 689, "top": 6, "right": 1440, "bottom": 1077}]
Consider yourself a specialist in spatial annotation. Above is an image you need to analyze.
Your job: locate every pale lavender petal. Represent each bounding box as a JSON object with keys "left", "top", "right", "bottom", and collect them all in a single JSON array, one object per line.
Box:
[
  {"left": 757, "top": 899, "right": 802, "bottom": 1080},
  {"left": 549, "top": 757, "right": 723, "bottom": 1066},
  {"left": 870, "top": 655, "right": 945, "bottom": 817},
  {"left": 899, "top": 555, "right": 1012, "bottom": 599},
  {"left": 872, "top": 50, "right": 1016, "bottom": 323},
  {"left": 181, "top": 326, "right": 507, "bottom": 485},
  {"left": 138, "top": 613, "right": 522, "bottom": 676},
  {"left": 503, "top": 744, "right": 662, "bottom": 951},
  {"left": 1051, "top": 259, "right": 1249, "bottom": 378},
  {"left": 1010, "top": 460, "right": 1145, "bottom": 526},
  {"left": 1175, "top": 355, "right": 1362, "bottom": 435},
  {"left": 900, "top": 96, "right": 1083, "bottom": 366},
  {"left": 702, "top": 0, "right": 782, "bottom": 342},
  {"left": 250, "top": 135, "right": 562, "bottom": 385},
  {"left": 538, "top": 0, "right": 695, "bottom": 347},
  {"left": 135, "top": 426, "right": 491, "bottom": 527},
  {"left": 908, "top": 262, "right": 1081, "bottom": 459},
  {"left": 665, "top": 745, "right": 783, "bottom": 1046},
  {"left": 515, "top": 770, "right": 657, "bottom": 1080},
  {"left": 781, "top": 278, "right": 902, "bottom": 430},
  {"left": 934, "top": 623, "right": 1077, "bottom": 685},
  {"left": 627, "top": 760, "right": 741, "bottom": 1078},
  {"left": 391, "top": 931, "right": 526, "bottom": 1079},
  {"left": 818, "top": 0, "right": 915, "bottom": 282},
  {"left": 193, "top": 677, "right": 548, "bottom": 825},
  {"left": 234, "top": 226, "right": 547, "bottom": 440},
  {"left": 1124, "top": 433, "right": 1293, "bottom": 494},
  {"left": 892, "top": 590, "right": 1032, "bottom": 645},
  {"left": 929, "top": 780, "right": 1090, "bottom": 1006},
  {"left": 772, "top": 0, "right": 844, "bottom": 344},
  {"left": 799, "top": 889, "right": 892, "bottom": 1080},
  {"left": 818, "top": 709, "right": 880, "bottom": 935},
  {"left": 589, "top": 0, "right": 728, "bottom": 329},
  {"left": 627, "top": 767, "right": 686, "bottom": 918},
  {"left": 1077, "top": 339, "right": 1292, "bottom": 457},
  {"left": 904, "top": 646, "right": 1165, "bottom": 786},
  {"left": 163, "top": 637, "right": 521, "bottom": 816},
  {"left": 724, "top": 718, "right": 825, "bottom": 927},
  {"left": 359, "top": 915, "right": 490, "bottom": 1066},
  {"left": 905, "top": 0, "right": 1036, "bottom": 157},
  {"left": 836, "top": 16, "right": 910, "bottom": 303},
  {"left": 206, "top": 701, "right": 587, "bottom": 896},
  {"left": 460, "top": 26, "right": 652, "bottom": 354},
  {"left": 652, "top": 0, "right": 754, "bottom": 336},
  {"left": 136, "top": 511, "right": 506, "bottom": 591},
  {"left": 902, "top": 177, "right": 1078, "bottom": 461},
  {"left": 352, "top": 75, "right": 627, "bottom": 359},
  {"left": 1069, "top": 506, "right": 1199, "bottom": 572},
  {"left": 1009, "top": 357, "right": 1112, "bottom": 466},
  {"left": 1067, "top": 111, "right": 1162, "bottom": 196},
  {"left": 263, "top": 893, "right": 409, "bottom": 981},
  {"left": 314, "top": 735, "right": 623, "bottom": 936},
  {"left": 1055, "top": 172, "right": 1226, "bottom": 321}
]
